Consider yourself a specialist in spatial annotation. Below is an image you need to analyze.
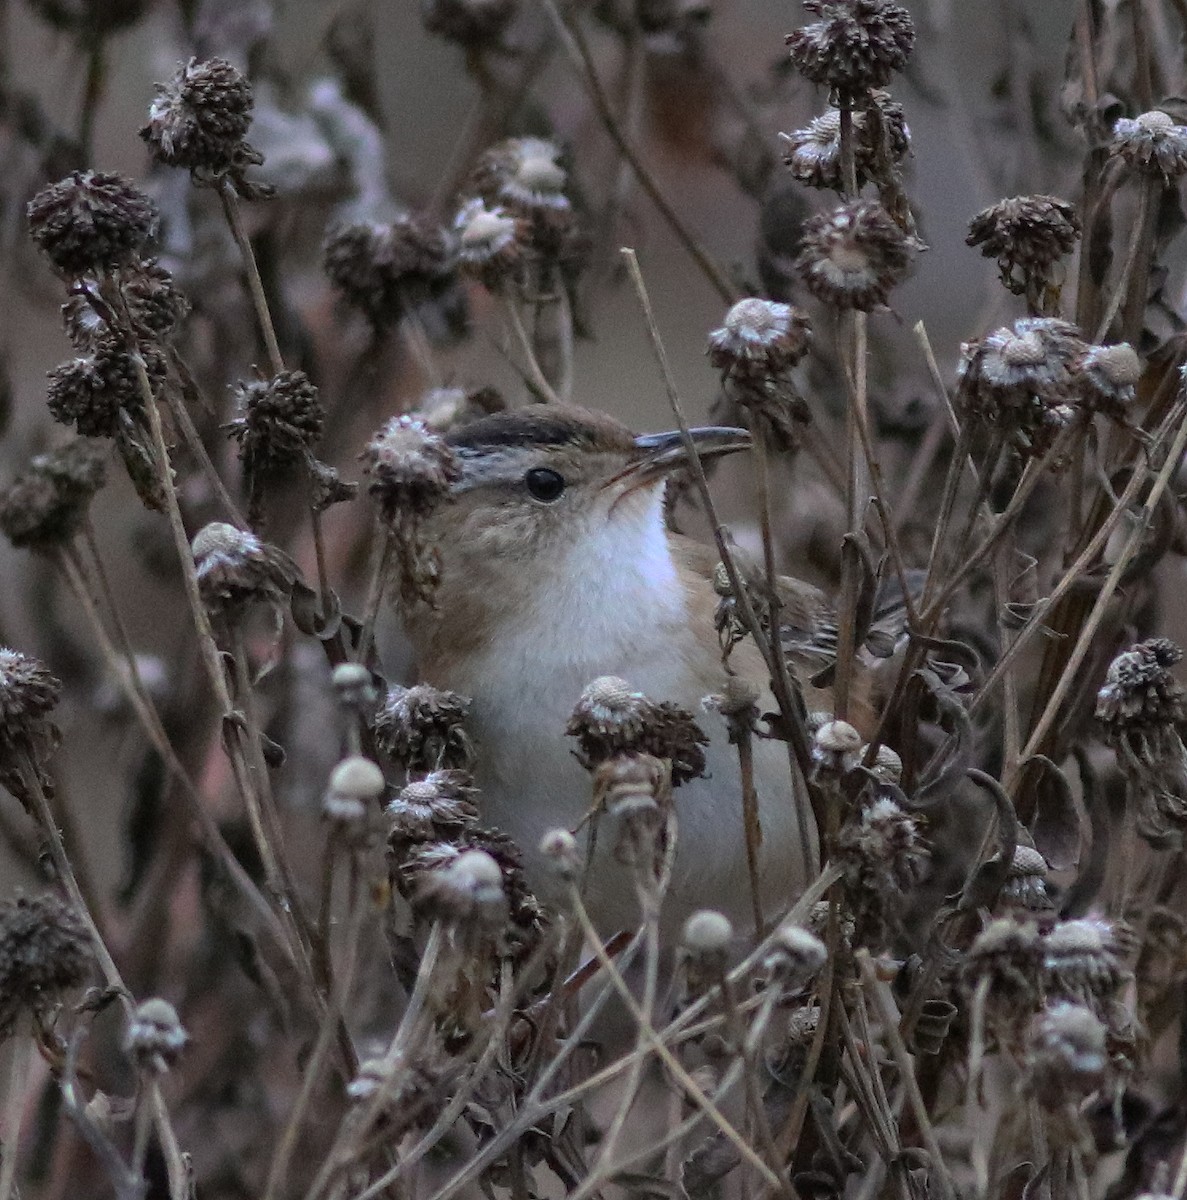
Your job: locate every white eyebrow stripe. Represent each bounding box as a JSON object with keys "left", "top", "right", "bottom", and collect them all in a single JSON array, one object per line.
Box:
[{"left": 451, "top": 447, "right": 534, "bottom": 492}]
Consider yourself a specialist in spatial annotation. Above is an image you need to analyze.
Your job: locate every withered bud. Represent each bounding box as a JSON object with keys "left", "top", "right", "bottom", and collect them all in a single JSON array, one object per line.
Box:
[
  {"left": 454, "top": 197, "right": 524, "bottom": 291},
  {"left": 1110, "top": 111, "right": 1187, "bottom": 182},
  {"left": 28, "top": 171, "right": 157, "bottom": 278},
  {"left": 0, "top": 894, "right": 91, "bottom": 1033},
  {"left": 227, "top": 370, "right": 324, "bottom": 475},
  {"left": 1042, "top": 915, "right": 1128, "bottom": 1004},
  {"left": 124, "top": 997, "right": 188, "bottom": 1073},
  {"left": 361, "top": 415, "right": 461, "bottom": 523},
  {"left": 796, "top": 199, "right": 916, "bottom": 311},
  {"left": 567, "top": 676, "right": 707, "bottom": 785},
  {"left": 707, "top": 298, "right": 813, "bottom": 381},
  {"left": 812, "top": 718, "right": 862, "bottom": 776},
  {"left": 764, "top": 923, "right": 828, "bottom": 986},
  {"left": 781, "top": 92, "right": 909, "bottom": 191},
  {"left": 539, "top": 828, "right": 582, "bottom": 881},
  {"left": 0, "top": 439, "right": 107, "bottom": 552},
  {"left": 786, "top": 0, "right": 915, "bottom": 101},
  {"left": 373, "top": 683, "right": 473, "bottom": 772},
  {"left": 422, "top": 0, "right": 517, "bottom": 43},
  {"left": 190, "top": 522, "right": 298, "bottom": 618},
  {"left": 1096, "top": 638, "right": 1183, "bottom": 733},
  {"left": 966, "top": 195, "right": 1081, "bottom": 296},
  {"left": 332, "top": 662, "right": 378, "bottom": 712},
  {"left": 1077, "top": 343, "right": 1141, "bottom": 417},
  {"left": 416, "top": 847, "right": 507, "bottom": 930},
  {"left": 141, "top": 57, "right": 255, "bottom": 177},
  {"left": 998, "top": 844, "right": 1054, "bottom": 914},
  {"left": 325, "top": 756, "right": 385, "bottom": 824},
  {"left": 387, "top": 771, "right": 480, "bottom": 845},
  {"left": 46, "top": 338, "right": 165, "bottom": 440},
  {"left": 323, "top": 217, "right": 455, "bottom": 331},
  {"left": 683, "top": 910, "right": 734, "bottom": 960},
  {"left": 1025, "top": 1001, "right": 1108, "bottom": 1108}
]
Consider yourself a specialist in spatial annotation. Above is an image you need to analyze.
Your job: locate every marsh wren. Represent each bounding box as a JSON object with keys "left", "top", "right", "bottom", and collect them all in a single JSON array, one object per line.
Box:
[{"left": 403, "top": 405, "right": 835, "bottom": 933}]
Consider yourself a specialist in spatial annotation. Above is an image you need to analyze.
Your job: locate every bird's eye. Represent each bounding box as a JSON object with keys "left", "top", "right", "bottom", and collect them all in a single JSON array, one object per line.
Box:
[{"left": 525, "top": 467, "right": 566, "bottom": 503}]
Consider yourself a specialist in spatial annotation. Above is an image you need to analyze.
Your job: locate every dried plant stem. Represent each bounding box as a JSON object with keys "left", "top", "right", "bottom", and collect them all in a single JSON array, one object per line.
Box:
[
  {"left": 147, "top": 1081, "right": 187, "bottom": 1200},
  {"left": 531, "top": 264, "right": 574, "bottom": 402},
  {"left": 0, "top": 1032, "right": 32, "bottom": 1200},
  {"left": 218, "top": 181, "right": 284, "bottom": 375},
  {"left": 735, "top": 724, "right": 766, "bottom": 943},
  {"left": 161, "top": 389, "right": 246, "bottom": 528},
  {"left": 622, "top": 246, "right": 821, "bottom": 860},
  {"left": 1093, "top": 174, "right": 1155, "bottom": 343},
  {"left": 541, "top": 0, "right": 736, "bottom": 304},
  {"left": 403, "top": 311, "right": 442, "bottom": 389},
  {"left": 356, "top": 523, "right": 394, "bottom": 666},
  {"left": 856, "top": 950, "right": 957, "bottom": 1200},
  {"left": 502, "top": 295, "right": 562, "bottom": 404}
]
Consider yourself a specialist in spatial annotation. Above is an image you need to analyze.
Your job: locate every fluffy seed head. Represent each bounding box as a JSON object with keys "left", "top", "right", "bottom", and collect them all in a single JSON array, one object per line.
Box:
[
  {"left": 1025, "top": 1001, "right": 1108, "bottom": 1108},
  {"left": 683, "top": 910, "right": 734, "bottom": 957},
  {"left": 416, "top": 847, "right": 507, "bottom": 929},
  {"left": 326, "top": 756, "right": 385, "bottom": 820},
  {"left": 332, "top": 663, "right": 378, "bottom": 712},
  {"left": 962, "top": 917, "right": 1043, "bottom": 1016},
  {"left": 0, "top": 439, "right": 107, "bottom": 552},
  {"left": 361, "top": 416, "right": 462, "bottom": 523},
  {"left": 0, "top": 893, "right": 91, "bottom": 1033},
  {"left": 28, "top": 171, "right": 157, "bottom": 277},
  {"left": 786, "top": 0, "right": 915, "bottom": 100},
  {"left": 539, "top": 828, "right": 582, "bottom": 880},
  {"left": 796, "top": 199, "right": 916, "bottom": 311},
  {"left": 454, "top": 197, "right": 524, "bottom": 290},
  {"left": 124, "top": 997, "right": 189, "bottom": 1073},
  {"left": 1042, "top": 915, "right": 1128, "bottom": 1002},
  {"left": 765, "top": 923, "right": 828, "bottom": 985}
]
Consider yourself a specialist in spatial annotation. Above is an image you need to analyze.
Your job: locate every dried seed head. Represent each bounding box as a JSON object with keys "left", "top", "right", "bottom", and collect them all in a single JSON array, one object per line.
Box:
[
  {"left": 28, "top": 171, "right": 157, "bottom": 278},
  {"left": 812, "top": 718, "right": 862, "bottom": 776},
  {"left": 540, "top": 828, "right": 582, "bottom": 880},
  {"left": 862, "top": 742, "right": 902, "bottom": 786},
  {"left": 454, "top": 197, "right": 524, "bottom": 291},
  {"left": 704, "top": 676, "right": 762, "bottom": 744},
  {"left": 416, "top": 847, "right": 507, "bottom": 929},
  {"left": 0, "top": 893, "right": 91, "bottom": 1033},
  {"left": 1097, "top": 638, "right": 1183, "bottom": 732},
  {"left": 0, "top": 439, "right": 107, "bottom": 552},
  {"left": 325, "top": 755, "right": 385, "bottom": 825},
  {"left": 998, "top": 844, "right": 1054, "bottom": 914},
  {"left": 836, "top": 795, "right": 927, "bottom": 948},
  {"left": 387, "top": 771, "right": 480, "bottom": 846},
  {"left": 781, "top": 92, "right": 909, "bottom": 191},
  {"left": 765, "top": 923, "right": 828, "bottom": 986},
  {"left": 1110, "top": 111, "right": 1187, "bottom": 181},
  {"left": 141, "top": 58, "right": 255, "bottom": 178},
  {"left": 683, "top": 910, "right": 734, "bottom": 958},
  {"left": 1025, "top": 1001, "right": 1108, "bottom": 1108},
  {"left": 361, "top": 415, "right": 462, "bottom": 523},
  {"left": 190, "top": 522, "right": 297, "bottom": 618},
  {"left": 567, "top": 677, "right": 708, "bottom": 785},
  {"left": 962, "top": 917, "right": 1043, "bottom": 1017},
  {"left": 707, "top": 298, "right": 813, "bottom": 380},
  {"left": 332, "top": 663, "right": 378, "bottom": 712},
  {"left": 323, "top": 217, "right": 456, "bottom": 330},
  {"left": 421, "top": 0, "right": 517, "bottom": 44},
  {"left": 373, "top": 684, "right": 474, "bottom": 772},
  {"left": 473, "top": 136, "right": 569, "bottom": 215},
  {"left": 414, "top": 384, "right": 506, "bottom": 434},
  {"left": 966, "top": 195, "right": 1081, "bottom": 297},
  {"left": 0, "top": 649, "right": 62, "bottom": 765},
  {"left": 796, "top": 199, "right": 916, "bottom": 311},
  {"left": 1042, "top": 915, "right": 1128, "bottom": 1004},
  {"left": 46, "top": 338, "right": 165, "bottom": 439},
  {"left": 124, "top": 997, "right": 188, "bottom": 1073},
  {"left": 1077, "top": 343, "right": 1141, "bottom": 417},
  {"left": 786, "top": 0, "right": 915, "bottom": 101},
  {"left": 227, "top": 370, "right": 324, "bottom": 476},
  {"left": 62, "top": 261, "right": 189, "bottom": 350}
]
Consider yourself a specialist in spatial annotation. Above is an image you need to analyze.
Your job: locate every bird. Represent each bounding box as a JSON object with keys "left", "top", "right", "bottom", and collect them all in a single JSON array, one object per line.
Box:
[{"left": 401, "top": 403, "right": 876, "bottom": 936}]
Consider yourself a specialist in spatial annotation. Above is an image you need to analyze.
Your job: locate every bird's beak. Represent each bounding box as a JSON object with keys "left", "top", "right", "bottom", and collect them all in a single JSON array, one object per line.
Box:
[{"left": 607, "top": 426, "right": 751, "bottom": 494}]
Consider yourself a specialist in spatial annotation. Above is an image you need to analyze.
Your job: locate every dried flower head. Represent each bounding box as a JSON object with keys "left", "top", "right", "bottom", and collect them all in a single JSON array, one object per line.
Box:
[
  {"left": 124, "top": 997, "right": 189, "bottom": 1073},
  {"left": 781, "top": 92, "right": 909, "bottom": 191},
  {"left": 61, "top": 261, "right": 189, "bottom": 351},
  {"left": 142, "top": 56, "right": 257, "bottom": 185},
  {"left": 28, "top": 172, "right": 157, "bottom": 278},
  {"left": 46, "top": 337, "right": 165, "bottom": 439},
  {"left": 1077, "top": 342, "right": 1141, "bottom": 417},
  {"left": 836, "top": 795, "right": 926, "bottom": 947},
  {"left": 414, "top": 384, "right": 506, "bottom": 434},
  {"left": 1042, "top": 916, "right": 1128, "bottom": 1007},
  {"left": 415, "top": 847, "right": 508, "bottom": 931},
  {"left": 997, "top": 844, "right": 1054, "bottom": 914},
  {"left": 863, "top": 742, "right": 902, "bottom": 786},
  {"left": 704, "top": 676, "right": 762, "bottom": 745},
  {"left": 0, "top": 439, "right": 107, "bottom": 552},
  {"left": 324, "top": 756, "right": 385, "bottom": 825},
  {"left": 966, "top": 195, "right": 1081, "bottom": 302},
  {"left": 683, "top": 909, "right": 734, "bottom": 958},
  {"left": 191, "top": 522, "right": 298, "bottom": 619},
  {"left": 1110, "top": 111, "right": 1187, "bottom": 181},
  {"left": 764, "top": 923, "right": 828, "bottom": 987},
  {"left": 362, "top": 416, "right": 461, "bottom": 524},
  {"left": 786, "top": 0, "right": 915, "bottom": 101},
  {"left": 811, "top": 718, "right": 862, "bottom": 777},
  {"left": 1025, "top": 1001, "right": 1108, "bottom": 1109},
  {"left": 540, "top": 827, "right": 582, "bottom": 881},
  {"left": 454, "top": 197, "right": 524, "bottom": 291},
  {"left": 373, "top": 683, "right": 474, "bottom": 772},
  {"left": 707, "top": 298, "right": 813, "bottom": 380},
  {"left": 567, "top": 676, "right": 708, "bottom": 785},
  {"left": 421, "top": 0, "right": 517, "bottom": 44},
  {"left": 332, "top": 662, "right": 378, "bottom": 713},
  {"left": 227, "top": 370, "right": 324, "bottom": 491},
  {"left": 962, "top": 917, "right": 1043, "bottom": 1024},
  {"left": 1097, "top": 638, "right": 1183, "bottom": 732},
  {"left": 592, "top": 753, "right": 670, "bottom": 866},
  {"left": 796, "top": 199, "right": 916, "bottom": 311},
  {"left": 0, "top": 893, "right": 91, "bottom": 1033},
  {"left": 323, "top": 217, "right": 455, "bottom": 330},
  {"left": 0, "top": 650, "right": 62, "bottom": 793},
  {"left": 387, "top": 770, "right": 480, "bottom": 849}
]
